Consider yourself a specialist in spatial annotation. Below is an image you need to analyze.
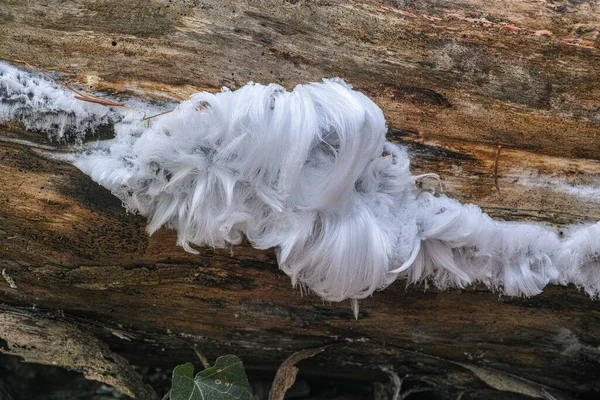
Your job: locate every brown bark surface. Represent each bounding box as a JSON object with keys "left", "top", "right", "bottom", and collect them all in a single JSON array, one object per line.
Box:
[{"left": 1, "top": 1, "right": 599, "bottom": 398}]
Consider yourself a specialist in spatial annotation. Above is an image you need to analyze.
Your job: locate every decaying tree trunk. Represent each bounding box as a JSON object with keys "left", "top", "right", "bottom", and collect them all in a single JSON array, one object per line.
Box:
[{"left": 1, "top": 1, "right": 599, "bottom": 398}]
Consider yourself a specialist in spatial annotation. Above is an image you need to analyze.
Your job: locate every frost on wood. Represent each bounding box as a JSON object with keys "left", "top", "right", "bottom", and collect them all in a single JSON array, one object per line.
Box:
[
  {"left": 0, "top": 62, "right": 119, "bottom": 140},
  {"left": 1, "top": 61, "right": 599, "bottom": 309}
]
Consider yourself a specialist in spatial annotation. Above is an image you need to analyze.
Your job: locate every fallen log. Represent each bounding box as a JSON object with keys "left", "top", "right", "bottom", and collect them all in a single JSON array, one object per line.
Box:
[{"left": 1, "top": 1, "right": 599, "bottom": 398}]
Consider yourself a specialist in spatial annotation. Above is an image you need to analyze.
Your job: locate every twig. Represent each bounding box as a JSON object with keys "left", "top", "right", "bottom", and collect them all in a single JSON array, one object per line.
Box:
[
  {"left": 160, "top": 390, "right": 170, "bottom": 400},
  {"left": 194, "top": 347, "right": 211, "bottom": 370},
  {"left": 493, "top": 145, "right": 502, "bottom": 192},
  {"left": 384, "top": 369, "right": 404, "bottom": 400},
  {"left": 73, "top": 95, "right": 124, "bottom": 107},
  {"left": 143, "top": 109, "right": 174, "bottom": 121}
]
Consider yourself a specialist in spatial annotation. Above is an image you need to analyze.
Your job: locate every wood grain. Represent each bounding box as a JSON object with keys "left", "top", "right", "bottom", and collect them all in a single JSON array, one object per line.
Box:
[{"left": 1, "top": 0, "right": 599, "bottom": 397}]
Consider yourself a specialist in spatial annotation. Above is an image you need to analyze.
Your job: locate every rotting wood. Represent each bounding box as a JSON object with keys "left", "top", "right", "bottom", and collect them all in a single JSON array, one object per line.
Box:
[
  {"left": 1, "top": 0, "right": 600, "bottom": 398},
  {"left": 494, "top": 145, "right": 502, "bottom": 192},
  {"left": 0, "top": 306, "right": 158, "bottom": 400}
]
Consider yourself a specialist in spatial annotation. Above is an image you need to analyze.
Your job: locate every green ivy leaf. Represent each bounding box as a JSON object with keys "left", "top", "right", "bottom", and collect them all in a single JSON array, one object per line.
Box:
[{"left": 170, "top": 355, "right": 252, "bottom": 400}]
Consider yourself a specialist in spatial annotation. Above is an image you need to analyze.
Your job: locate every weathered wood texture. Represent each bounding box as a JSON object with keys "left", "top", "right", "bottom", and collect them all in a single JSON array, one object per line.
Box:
[{"left": 1, "top": 0, "right": 599, "bottom": 398}]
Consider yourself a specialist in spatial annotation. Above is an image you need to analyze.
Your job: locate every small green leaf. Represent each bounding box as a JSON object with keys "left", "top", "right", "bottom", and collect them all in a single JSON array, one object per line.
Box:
[
  {"left": 171, "top": 363, "right": 196, "bottom": 399},
  {"left": 170, "top": 355, "right": 252, "bottom": 400}
]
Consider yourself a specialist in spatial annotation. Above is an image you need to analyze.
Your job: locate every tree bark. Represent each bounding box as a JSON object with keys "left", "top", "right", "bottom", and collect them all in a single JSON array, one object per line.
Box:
[{"left": 1, "top": 1, "right": 599, "bottom": 398}]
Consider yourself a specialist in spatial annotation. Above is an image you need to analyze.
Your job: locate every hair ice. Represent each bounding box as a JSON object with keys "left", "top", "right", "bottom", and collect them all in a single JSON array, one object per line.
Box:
[{"left": 1, "top": 61, "right": 599, "bottom": 312}]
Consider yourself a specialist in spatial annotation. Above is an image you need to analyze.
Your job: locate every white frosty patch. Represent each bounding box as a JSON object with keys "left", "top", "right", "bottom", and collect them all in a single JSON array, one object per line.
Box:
[
  {"left": 1, "top": 61, "right": 599, "bottom": 310},
  {"left": 520, "top": 174, "right": 600, "bottom": 202},
  {"left": 0, "top": 62, "right": 120, "bottom": 140}
]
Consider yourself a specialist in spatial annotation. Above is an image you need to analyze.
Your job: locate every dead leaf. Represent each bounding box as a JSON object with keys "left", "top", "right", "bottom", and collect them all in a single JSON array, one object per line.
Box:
[{"left": 268, "top": 345, "right": 328, "bottom": 400}]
